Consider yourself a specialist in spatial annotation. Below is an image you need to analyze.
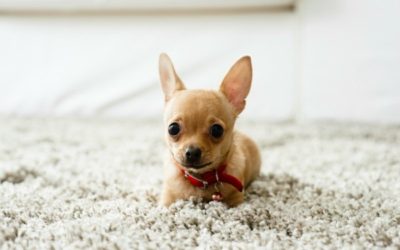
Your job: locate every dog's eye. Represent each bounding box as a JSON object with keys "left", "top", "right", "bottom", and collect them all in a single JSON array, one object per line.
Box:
[
  {"left": 210, "top": 124, "right": 224, "bottom": 138},
  {"left": 168, "top": 122, "right": 180, "bottom": 136}
]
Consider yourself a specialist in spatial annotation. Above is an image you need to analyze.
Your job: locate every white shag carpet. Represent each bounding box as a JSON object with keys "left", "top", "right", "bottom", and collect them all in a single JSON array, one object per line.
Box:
[{"left": 0, "top": 118, "right": 399, "bottom": 249}]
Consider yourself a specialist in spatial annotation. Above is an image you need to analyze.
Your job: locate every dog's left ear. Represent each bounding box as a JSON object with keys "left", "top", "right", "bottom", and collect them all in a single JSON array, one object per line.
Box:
[
  {"left": 159, "top": 53, "right": 186, "bottom": 102},
  {"left": 220, "top": 56, "right": 252, "bottom": 114}
]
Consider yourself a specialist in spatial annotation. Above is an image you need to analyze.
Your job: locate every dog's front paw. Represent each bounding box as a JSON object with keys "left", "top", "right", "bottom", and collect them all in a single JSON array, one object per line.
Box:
[
  {"left": 159, "top": 190, "right": 175, "bottom": 207},
  {"left": 225, "top": 192, "right": 244, "bottom": 207}
]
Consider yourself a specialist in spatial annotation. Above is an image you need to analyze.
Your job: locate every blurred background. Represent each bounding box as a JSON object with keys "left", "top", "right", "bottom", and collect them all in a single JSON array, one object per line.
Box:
[{"left": 0, "top": 0, "right": 399, "bottom": 123}]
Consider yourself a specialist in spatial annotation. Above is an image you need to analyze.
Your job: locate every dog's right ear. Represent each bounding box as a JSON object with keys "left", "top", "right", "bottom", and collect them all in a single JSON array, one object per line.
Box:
[{"left": 159, "top": 53, "right": 185, "bottom": 102}]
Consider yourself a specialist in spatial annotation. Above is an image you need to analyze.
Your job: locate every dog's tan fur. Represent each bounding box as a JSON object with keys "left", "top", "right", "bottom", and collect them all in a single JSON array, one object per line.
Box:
[{"left": 159, "top": 54, "right": 261, "bottom": 207}]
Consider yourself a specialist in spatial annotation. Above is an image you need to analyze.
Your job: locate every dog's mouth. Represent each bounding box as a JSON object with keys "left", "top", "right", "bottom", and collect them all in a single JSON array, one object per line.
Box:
[
  {"left": 170, "top": 151, "right": 213, "bottom": 169},
  {"left": 180, "top": 161, "right": 212, "bottom": 169}
]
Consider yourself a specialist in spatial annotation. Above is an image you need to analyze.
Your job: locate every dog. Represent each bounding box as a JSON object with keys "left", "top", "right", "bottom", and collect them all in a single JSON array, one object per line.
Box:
[{"left": 159, "top": 53, "right": 261, "bottom": 207}]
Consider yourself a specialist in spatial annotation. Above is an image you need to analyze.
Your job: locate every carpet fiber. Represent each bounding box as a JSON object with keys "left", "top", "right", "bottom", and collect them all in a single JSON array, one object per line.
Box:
[{"left": 0, "top": 118, "right": 399, "bottom": 249}]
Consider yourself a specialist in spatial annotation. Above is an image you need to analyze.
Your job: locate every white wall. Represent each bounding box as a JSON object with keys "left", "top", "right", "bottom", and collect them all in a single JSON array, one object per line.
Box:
[
  {"left": 0, "top": 13, "right": 297, "bottom": 120},
  {"left": 298, "top": 0, "right": 400, "bottom": 123},
  {"left": 1, "top": 0, "right": 400, "bottom": 123}
]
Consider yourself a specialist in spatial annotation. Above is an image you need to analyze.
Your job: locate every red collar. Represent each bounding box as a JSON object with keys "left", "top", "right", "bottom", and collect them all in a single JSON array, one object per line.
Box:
[{"left": 180, "top": 164, "right": 243, "bottom": 192}]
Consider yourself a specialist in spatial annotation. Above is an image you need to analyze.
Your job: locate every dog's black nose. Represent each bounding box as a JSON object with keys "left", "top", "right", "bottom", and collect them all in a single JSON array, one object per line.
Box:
[{"left": 185, "top": 146, "right": 202, "bottom": 164}]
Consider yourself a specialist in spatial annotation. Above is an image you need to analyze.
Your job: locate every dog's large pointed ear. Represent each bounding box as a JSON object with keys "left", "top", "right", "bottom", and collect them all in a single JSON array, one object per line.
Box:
[
  {"left": 220, "top": 56, "right": 252, "bottom": 114},
  {"left": 159, "top": 53, "right": 185, "bottom": 102}
]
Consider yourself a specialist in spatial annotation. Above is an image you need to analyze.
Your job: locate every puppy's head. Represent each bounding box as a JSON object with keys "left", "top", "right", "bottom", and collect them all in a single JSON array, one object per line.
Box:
[{"left": 159, "top": 53, "right": 252, "bottom": 173}]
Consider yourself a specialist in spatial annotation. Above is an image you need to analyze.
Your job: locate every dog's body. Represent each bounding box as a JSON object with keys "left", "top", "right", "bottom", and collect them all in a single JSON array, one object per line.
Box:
[{"left": 159, "top": 54, "right": 261, "bottom": 207}]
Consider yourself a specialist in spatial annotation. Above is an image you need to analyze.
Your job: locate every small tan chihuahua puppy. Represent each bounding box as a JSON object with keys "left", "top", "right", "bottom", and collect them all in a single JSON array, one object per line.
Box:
[{"left": 159, "top": 53, "right": 261, "bottom": 207}]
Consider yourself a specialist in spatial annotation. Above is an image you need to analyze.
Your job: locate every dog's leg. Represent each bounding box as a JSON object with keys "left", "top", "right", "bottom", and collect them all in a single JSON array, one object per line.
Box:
[
  {"left": 225, "top": 191, "right": 244, "bottom": 207},
  {"left": 160, "top": 187, "right": 176, "bottom": 207}
]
